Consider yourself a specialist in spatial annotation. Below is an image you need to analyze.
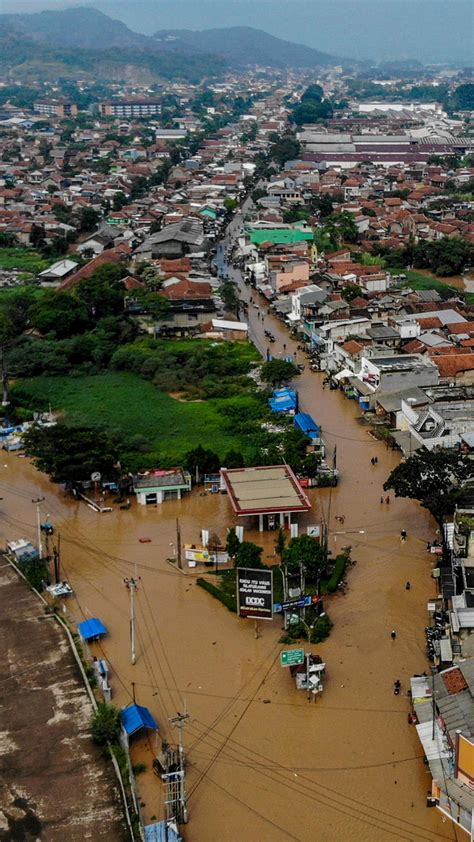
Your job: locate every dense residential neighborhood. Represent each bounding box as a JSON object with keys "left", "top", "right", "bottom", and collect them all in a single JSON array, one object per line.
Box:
[{"left": 1, "top": 5, "right": 474, "bottom": 840}]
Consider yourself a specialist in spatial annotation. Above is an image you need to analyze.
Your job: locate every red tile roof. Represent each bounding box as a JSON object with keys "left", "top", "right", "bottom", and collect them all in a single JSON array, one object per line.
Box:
[
  {"left": 433, "top": 354, "right": 474, "bottom": 377},
  {"left": 58, "top": 244, "right": 130, "bottom": 291}
]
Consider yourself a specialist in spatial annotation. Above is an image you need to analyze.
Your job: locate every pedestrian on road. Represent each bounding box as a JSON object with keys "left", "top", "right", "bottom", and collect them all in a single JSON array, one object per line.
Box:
[
  {"left": 400, "top": 529, "right": 407, "bottom": 542},
  {"left": 405, "top": 581, "right": 411, "bottom": 590},
  {"left": 374, "top": 456, "right": 378, "bottom": 465},
  {"left": 391, "top": 630, "right": 397, "bottom": 640},
  {"left": 371, "top": 457, "right": 375, "bottom": 466},
  {"left": 380, "top": 496, "right": 384, "bottom": 504},
  {"left": 385, "top": 495, "right": 390, "bottom": 504}
]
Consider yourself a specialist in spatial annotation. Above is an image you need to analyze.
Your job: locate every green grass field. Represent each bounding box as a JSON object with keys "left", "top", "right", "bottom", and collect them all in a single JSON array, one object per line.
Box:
[
  {"left": 13, "top": 371, "right": 248, "bottom": 463},
  {"left": 0, "top": 248, "right": 48, "bottom": 274},
  {"left": 404, "top": 270, "right": 460, "bottom": 294}
]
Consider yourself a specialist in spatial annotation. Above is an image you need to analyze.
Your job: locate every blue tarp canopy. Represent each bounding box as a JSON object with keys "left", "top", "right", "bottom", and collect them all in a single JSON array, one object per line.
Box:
[
  {"left": 77, "top": 618, "right": 108, "bottom": 641},
  {"left": 121, "top": 703, "right": 158, "bottom": 737},
  {"left": 294, "top": 412, "right": 320, "bottom": 440},
  {"left": 144, "top": 822, "right": 181, "bottom": 842},
  {"left": 269, "top": 387, "right": 297, "bottom": 413}
]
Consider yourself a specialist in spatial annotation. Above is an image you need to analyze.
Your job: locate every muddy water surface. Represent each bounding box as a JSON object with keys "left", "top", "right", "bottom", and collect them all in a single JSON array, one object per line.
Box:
[{"left": 0, "top": 236, "right": 455, "bottom": 840}]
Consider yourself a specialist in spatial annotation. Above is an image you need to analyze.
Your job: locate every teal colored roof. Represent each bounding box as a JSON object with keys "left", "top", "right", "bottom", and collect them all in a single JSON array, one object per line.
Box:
[{"left": 248, "top": 228, "right": 313, "bottom": 245}]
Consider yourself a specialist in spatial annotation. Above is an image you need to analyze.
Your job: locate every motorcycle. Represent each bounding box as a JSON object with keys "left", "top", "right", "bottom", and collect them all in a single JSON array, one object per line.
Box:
[{"left": 393, "top": 680, "right": 401, "bottom": 696}]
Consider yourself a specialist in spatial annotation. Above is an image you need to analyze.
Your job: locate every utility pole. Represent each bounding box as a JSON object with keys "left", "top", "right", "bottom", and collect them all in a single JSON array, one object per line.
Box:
[
  {"left": 32, "top": 497, "right": 45, "bottom": 557},
  {"left": 176, "top": 519, "right": 182, "bottom": 570},
  {"left": 170, "top": 709, "right": 190, "bottom": 824},
  {"left": 123, "top": 577, "right": 140, "bottom": 665},
  {"left": 1, "top": 347, "right": 9, "bottom": 407},
  {"left": 53, "top": 533, "right": 61, "bottom": 584}
]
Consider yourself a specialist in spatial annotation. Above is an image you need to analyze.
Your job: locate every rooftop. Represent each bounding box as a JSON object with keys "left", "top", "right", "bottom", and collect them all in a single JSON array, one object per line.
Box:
[{"left": 221, "top": 465, "right": 311, "bottom": 516}]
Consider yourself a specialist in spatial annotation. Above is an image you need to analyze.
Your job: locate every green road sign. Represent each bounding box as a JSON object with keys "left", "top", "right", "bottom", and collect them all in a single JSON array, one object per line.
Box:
[{"left": 280, "top": 648, "right": 305, "bottom": 667}]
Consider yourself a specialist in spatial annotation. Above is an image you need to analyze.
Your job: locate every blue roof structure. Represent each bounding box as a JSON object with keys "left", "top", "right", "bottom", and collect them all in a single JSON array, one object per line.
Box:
[
  {"left": 294, "top": 412, "right": 320, "bottom": 440},
  {"left": 77, "top": 618, "right": 108, "bottom": 641},
  {"left": 121, "top": 703, "right": 158, "bottom": 737},
  {"left": 144, "top": 822, "right": 181, "bottom": 842},
  {"left": 269, "top": 387, "right": 297, "bottom": 413}
]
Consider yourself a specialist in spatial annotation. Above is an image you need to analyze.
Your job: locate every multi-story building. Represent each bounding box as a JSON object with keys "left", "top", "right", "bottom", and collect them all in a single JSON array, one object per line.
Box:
[
  {"left": 98, "top": 100, "right": 162, "bottom": 119},
  {"left": 34, "top": 100, "right": 78, "bottom": 118}
]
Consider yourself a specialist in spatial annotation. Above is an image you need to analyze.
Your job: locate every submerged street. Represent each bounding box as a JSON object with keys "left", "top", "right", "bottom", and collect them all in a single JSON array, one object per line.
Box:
[{"left": 0, "top": 215, "right": 454, "bottom": 841}]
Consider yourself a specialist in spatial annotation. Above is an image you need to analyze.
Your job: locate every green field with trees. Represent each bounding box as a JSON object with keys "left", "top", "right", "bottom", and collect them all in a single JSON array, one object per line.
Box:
[{"left": 12, "top": 371, "right": 260, "bottom": 466}]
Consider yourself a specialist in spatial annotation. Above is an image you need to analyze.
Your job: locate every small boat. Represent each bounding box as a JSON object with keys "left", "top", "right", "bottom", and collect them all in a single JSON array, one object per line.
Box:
[{"left": 139, "top": 538, "right": 152, "bottom": 543}]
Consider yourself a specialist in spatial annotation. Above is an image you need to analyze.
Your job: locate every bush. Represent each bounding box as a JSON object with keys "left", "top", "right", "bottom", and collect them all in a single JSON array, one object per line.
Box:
[
  {"left": 322, "top": 549, "right": 350, "bottom": 593},
  {"left": 197, "top": 577, "right": 236, "bottom": 613},
  {"left": 310, "top": 613, "right": 332, "bottom": 643},
  {"left": 90, "top": 703, "right": 121, "bottom": 745},
  {"left": 23, "top": 558, "right": 49, "bottom": 591}
]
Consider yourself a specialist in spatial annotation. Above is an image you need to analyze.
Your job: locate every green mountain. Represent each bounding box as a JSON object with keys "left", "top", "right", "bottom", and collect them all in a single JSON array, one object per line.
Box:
[
  {"left": 154, "top": 26, "right": 345, "bottom": 69},
  {"left": 0, "top": 9, "right": 226, "bottom": 84}
]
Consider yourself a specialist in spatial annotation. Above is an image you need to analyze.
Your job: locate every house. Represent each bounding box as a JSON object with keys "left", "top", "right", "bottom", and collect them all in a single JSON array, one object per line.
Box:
[
  {"left": 431, "top": 353, "right": 474, "bottom": 385},
  {"left": 410, "top": 663, "right": 474, "bottom": 837},
  {"left": 208, "top": 319, "right": 249, "bottom": 341},
  {"left": 133, "top": 469, "right": 191, "bottom": 505},
  {"left": 134, "top": 218, "right": 206, "bottom": 260},
  {"left": 359, "top": 353, "right": 439, "bottom": 393},
  {"left": 58, "top": 244, "right": 131, "bottom": 291},
  {"left": 38, "top": 258, "right": 78, "bottom": 287},
  {"left": 157, "top": 276, "right": 216, "bottom": 335}
]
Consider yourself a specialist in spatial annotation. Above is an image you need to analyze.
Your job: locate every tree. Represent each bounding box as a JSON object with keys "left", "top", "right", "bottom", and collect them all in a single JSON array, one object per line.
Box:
[
  {"left": 75, "top": 269, "right": 125, "bottom": 320},
  {"left": 301, "top": 83, "right": 324, "bottom": 103},
  {"left": 223, "top": 449, "right": 245, "bottom": 468},
  {"left": 90, "top": 703, "right": 121, "bottom": 746},
  {"left": 132, "top": 290, "right": 170, "bottom": 320},
  {"left": 269, "top": 133, "right": 301, "bottom": 166},
  {"left": 22, "top": 423, "right": 122, "bottom": 485},
  {"left": 220, "top": 281, "right": 240, "bottom": 316},
  {"left": 291, "top": 100, "right": 333, "bottom": 126},
  {"left": 384, "top": 450, "right": 474, "bottom": 549},
  {"left": 112, "top": 192, "right": 127, "bottom": 212},
  {"left": 283, "top": 534, "right": 326, "bottom": 582},
  {"left": 275, "top": 528, "right": 286, "bottom": 562},
  {"left": 451, "top": 83, "right": 474, "bottom": 111},
  {"left": 79, "top": 207, "right": 100, "bottom": 232},
  {"left": 341, "top": 283, "right": 362, "bottom": 302},
  {"left": 235, "top": 541, "right": 264, "bottom": 569},
  {"left": 224, "top": 197, "right": 238, "bottom": 213},
  {"left": 184, "top": 445, "right": 220, "bottom": 478},
  {"left": 226, "top": 527, "right": 241, "bottom": 561},
  {"left": 0, "top": 288, "right": 37, "bottom": 336},
  {"left": 260, "top": 359, "right": 299, "bottom": 388},
  {"left": 29, "top": 292, "right": 89, "bottom": 338}
]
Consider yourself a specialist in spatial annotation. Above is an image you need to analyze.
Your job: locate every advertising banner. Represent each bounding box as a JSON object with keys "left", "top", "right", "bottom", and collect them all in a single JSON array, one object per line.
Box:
[{"left": 237, "top": 568, "right": 273, "bottom": 620}]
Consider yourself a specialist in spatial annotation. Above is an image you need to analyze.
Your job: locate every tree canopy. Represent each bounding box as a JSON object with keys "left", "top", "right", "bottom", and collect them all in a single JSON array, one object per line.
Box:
[
  {"left": 283, "top": 534, "right": 326, "bottom": 581},
  {"left": 235, "top": 540, "right": 264, "bottom": 569},
  {"left": 260, "top": 359, "right": 299, "bottom": 387},
  {"left": 23, "top": 422, "right": 122, "bottom": 484},
  {"left": 384, "top": 450, "right": 474, "bottom": 538}
]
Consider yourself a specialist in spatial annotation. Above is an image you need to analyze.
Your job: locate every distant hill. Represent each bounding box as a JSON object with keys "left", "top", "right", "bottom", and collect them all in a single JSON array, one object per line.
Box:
[
  {"left": 154, "top": 26, "right": 345, "bottom": 69},
  {"left": 0, "top": 9, "right": 350, "bottom": 86},
  {"left": 1, "top": 7, "right": 155, "bottom": 51},
  {"left": 0, "top": 8, "right": 226, "bottom": 84}
]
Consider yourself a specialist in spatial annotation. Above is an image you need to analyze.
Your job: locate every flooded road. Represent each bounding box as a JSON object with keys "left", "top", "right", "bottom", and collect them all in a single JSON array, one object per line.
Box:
[{"left": 0, "top": 217, "right": 454, "bottom": 840}]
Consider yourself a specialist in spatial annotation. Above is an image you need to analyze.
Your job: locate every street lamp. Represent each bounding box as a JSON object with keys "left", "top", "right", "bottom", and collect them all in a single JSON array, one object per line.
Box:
[{"left": 300, "top": 617, "right": 315, "bottom": 645}]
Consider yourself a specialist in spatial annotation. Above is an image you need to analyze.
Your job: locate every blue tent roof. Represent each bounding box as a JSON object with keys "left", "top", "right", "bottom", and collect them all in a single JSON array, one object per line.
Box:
[
  {"left": 121, "top": 703, "right": 158, "bottom": 737},
  {"left": 144, "top": 822, "right": 181, "bottom": 842},
  {"left": 77, "top": 618, "right": 108, "bottom": 641},
  {"left": 294, "top": 412, "right": 320, "bottom": 438}
]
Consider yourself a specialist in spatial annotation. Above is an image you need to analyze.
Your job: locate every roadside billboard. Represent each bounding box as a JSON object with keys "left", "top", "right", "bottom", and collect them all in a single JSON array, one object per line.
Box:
[{"left": 237, "top": 568, "right": 273, "bottom": 620}]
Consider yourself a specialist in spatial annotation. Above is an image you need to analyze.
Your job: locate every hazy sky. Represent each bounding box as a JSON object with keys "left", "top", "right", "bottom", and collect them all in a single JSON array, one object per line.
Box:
[{"left": 3, "top": 0, "right": 474, "bottom": 63}]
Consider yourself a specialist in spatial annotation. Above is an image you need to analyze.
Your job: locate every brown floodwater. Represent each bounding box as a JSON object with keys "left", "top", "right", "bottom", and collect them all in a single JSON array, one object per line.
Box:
[{"left": 0, "top": 224, "right": 456, "bottom": 841}]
